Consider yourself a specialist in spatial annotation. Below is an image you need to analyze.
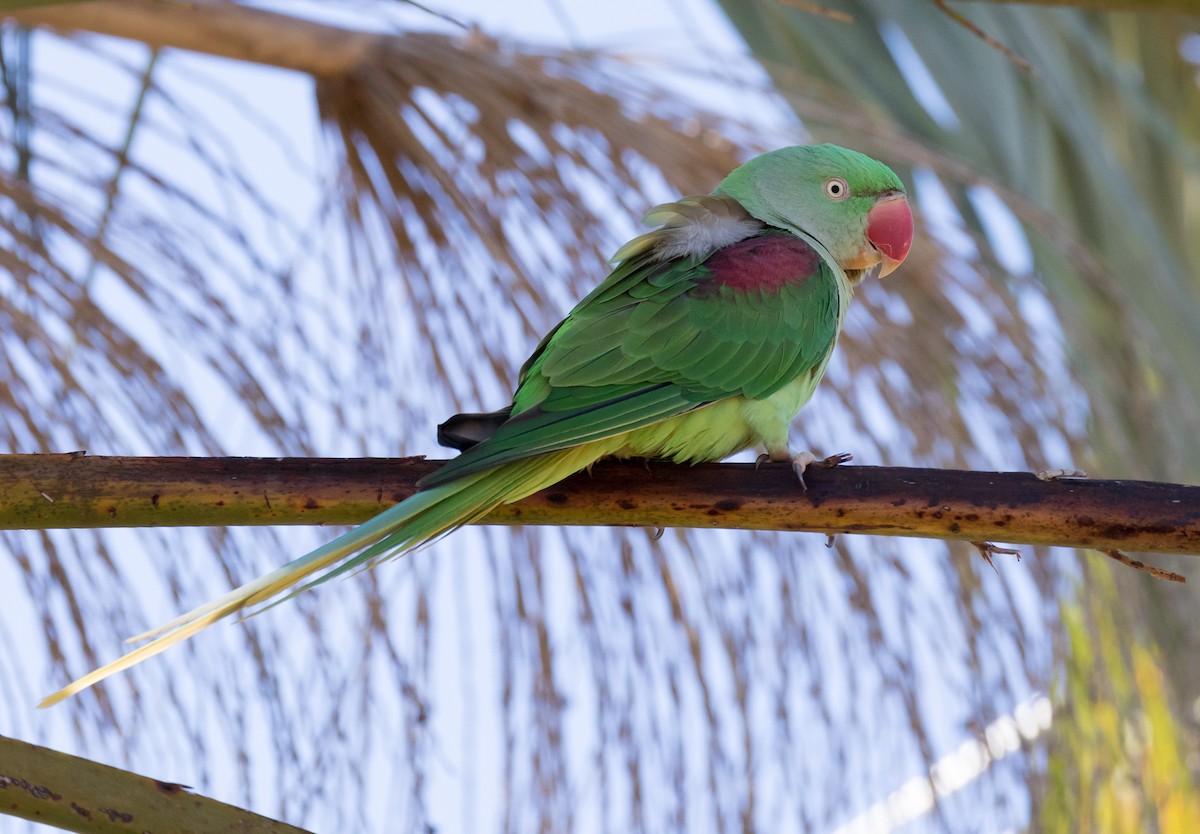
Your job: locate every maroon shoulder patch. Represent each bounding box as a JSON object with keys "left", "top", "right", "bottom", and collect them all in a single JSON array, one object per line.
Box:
[{"left": 699, "top": 233, "right": 823, "bottom": 294}]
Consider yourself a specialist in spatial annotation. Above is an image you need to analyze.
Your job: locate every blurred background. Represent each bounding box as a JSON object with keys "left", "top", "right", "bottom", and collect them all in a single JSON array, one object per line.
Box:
[{"left": 1, "top": 0, "right": 1199, "bottom": 831}]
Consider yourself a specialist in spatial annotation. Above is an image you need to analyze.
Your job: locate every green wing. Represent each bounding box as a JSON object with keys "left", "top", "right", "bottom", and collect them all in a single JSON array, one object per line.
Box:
[{"left": 420, "top": 232, "right": 841, "bottom": 488}]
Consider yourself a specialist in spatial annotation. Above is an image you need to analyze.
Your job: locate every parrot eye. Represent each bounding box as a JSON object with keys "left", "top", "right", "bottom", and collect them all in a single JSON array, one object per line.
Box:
[{"left": 824, "top": 177, "right": 850, "bottom": 201}]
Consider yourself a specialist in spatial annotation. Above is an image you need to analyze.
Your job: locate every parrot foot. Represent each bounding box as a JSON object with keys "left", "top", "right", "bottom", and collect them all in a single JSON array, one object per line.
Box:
[
  {"left": 792, "top": 451, "right": 852, "bottom": 491},
  {"left": 1036, "top": 468, "right": 1088, "bottom": 481},
  {"left": 971, "top": 541, "right": 1021, "bottom": 574}
]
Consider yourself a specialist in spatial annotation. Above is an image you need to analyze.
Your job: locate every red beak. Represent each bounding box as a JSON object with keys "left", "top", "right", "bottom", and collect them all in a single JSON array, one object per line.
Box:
[{"left": 866, "top": 191, "right": 913, "bottom": 277}]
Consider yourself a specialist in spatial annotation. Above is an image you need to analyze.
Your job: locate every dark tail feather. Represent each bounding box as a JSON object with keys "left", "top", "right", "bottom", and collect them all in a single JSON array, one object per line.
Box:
[{"left": 437, "top": 408, "right": 510, "bottom": 450}]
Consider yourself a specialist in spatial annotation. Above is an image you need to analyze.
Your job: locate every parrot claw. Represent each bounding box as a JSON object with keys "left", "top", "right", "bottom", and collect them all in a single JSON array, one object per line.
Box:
[
  {"left": 822, "top": 451, "right": 853, "bottom": 468},
  {"left": 792, "top": 451, "right": 817, "bottom": 490},
  {"left": 791, "top": 451, "right": 852, "bottom": 491},
  {"left": 971, "top": 541, "right": 1021, "bottom": 574}
]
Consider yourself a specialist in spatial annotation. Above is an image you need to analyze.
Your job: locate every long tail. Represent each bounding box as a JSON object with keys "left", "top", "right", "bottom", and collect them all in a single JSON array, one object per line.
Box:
[{"left": 40, "top": 450, "right": 592, "bottom": 707}]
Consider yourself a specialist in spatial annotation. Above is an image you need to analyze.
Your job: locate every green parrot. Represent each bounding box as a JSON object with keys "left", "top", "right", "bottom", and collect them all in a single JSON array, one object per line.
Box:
[{"left": 42, "top": 143, "right": 912, "bottom": 706}]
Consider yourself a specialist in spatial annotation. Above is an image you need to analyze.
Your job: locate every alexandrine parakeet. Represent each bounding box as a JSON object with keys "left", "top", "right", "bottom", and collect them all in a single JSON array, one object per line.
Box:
[{"left": 42, "top": 143, "right": 912, "bottom": 705}]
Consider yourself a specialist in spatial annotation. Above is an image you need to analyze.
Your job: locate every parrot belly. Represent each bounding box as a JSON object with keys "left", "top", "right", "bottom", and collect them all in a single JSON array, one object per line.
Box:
[{"left": 611, "top": 364, "right": 828, "bottom": 466}]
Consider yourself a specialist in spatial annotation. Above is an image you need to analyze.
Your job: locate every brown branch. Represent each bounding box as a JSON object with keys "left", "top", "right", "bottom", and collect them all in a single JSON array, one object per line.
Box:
[
  {"left": 931, "top": 0, "right": 1036, "bottom": 75},
  {"left": 776, "top": 1, "right": 855, "bottom": 23},
  {"left": 6, "top": 0, "right": 387, "bottom": 76},
  {"left": 956, "top": 0, "right": 1200, "bottom": 10},
  {"left": 1100, "top": 548, "right": 1186, "bottom": 583},
  {"left": 1, "top": 454, "right": 1198, "bottom": 559}
]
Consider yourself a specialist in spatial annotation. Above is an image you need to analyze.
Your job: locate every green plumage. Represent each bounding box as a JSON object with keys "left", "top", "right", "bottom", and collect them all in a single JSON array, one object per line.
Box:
[{"left": 42, "top": 143, "right": 910, "bottom": 706}]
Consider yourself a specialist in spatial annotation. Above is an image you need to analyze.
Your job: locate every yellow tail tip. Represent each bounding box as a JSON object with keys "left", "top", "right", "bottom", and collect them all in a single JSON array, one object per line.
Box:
[{"left": 38, "top": 606, "right": 237, "bottom": 706}]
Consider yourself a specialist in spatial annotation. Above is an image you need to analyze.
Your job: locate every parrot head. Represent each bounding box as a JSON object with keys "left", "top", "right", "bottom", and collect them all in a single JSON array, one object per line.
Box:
[{"left": 714, "top": 144, "right": 913, "bottom": 279}]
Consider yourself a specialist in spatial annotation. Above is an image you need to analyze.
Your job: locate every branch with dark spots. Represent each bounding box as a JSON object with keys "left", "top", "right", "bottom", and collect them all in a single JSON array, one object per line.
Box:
[
  {"left": 1, "top": 455, "right": 1198, "bottom": 581},
  {"left": 1101, "top": 548, "right": 1185, "bottom": 583},
  {"left": 0, "top": 735, "right": 311, "bottom": 834}
]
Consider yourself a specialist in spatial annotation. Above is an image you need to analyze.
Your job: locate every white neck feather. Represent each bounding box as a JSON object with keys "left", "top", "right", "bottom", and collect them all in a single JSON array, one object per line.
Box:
[
  {"left": 611, "top": 194, "right": 765, "bottom": 264},
  {"left": 649, "top": 210, "right": 764, "bottom": 262}
]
